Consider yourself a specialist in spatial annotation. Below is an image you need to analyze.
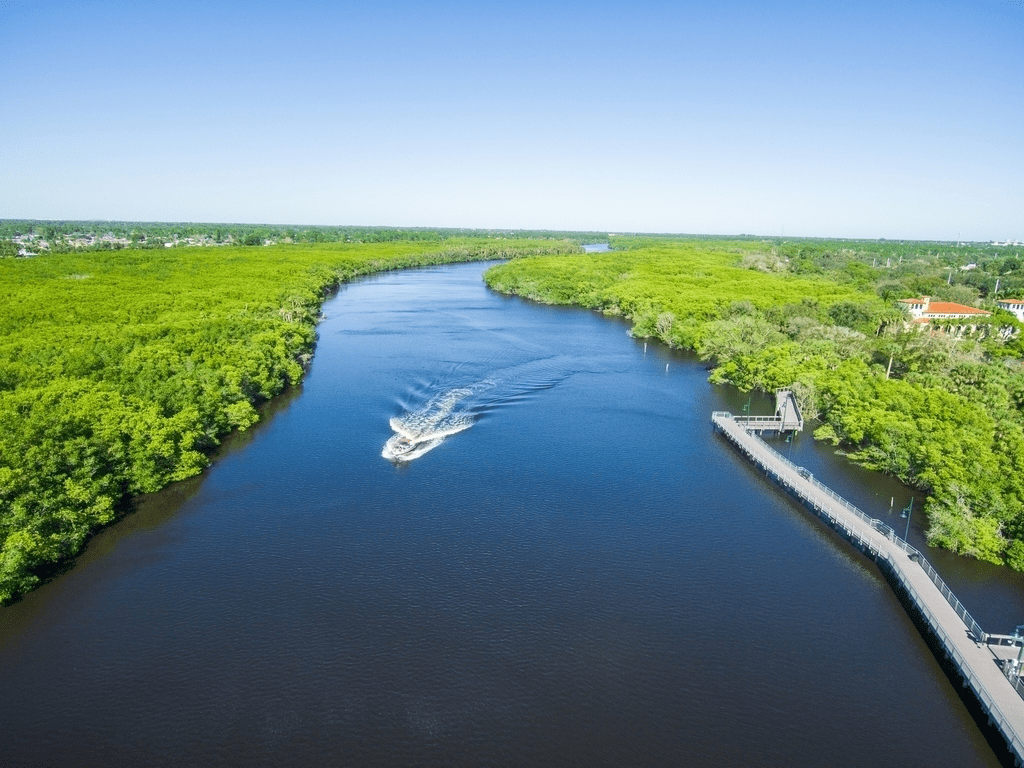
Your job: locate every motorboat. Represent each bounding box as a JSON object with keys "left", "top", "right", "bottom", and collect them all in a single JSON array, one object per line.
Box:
[{"left": 381, "top": 432, "right": 443, "bottom": 462}]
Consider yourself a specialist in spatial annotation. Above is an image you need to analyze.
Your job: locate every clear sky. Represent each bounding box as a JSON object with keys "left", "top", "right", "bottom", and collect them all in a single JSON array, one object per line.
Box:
[{"left": 2, "top": 0, "right": 1022, "bottom": 240}]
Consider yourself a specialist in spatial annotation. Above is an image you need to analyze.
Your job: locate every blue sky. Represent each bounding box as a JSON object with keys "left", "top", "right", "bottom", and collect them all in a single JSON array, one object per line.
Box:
[{"left": 3, "top": 0, "right": 1022, "bottom": 240}]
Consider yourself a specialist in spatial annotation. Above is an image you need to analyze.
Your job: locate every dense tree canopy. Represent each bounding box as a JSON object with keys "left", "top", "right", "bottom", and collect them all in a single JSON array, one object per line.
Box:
[
  {"left": 0, "top": 238, "right": 578, "bottom": 603},
  {"left": 485, "top": 238, "right": 1024, "bottom": 572},
  {"left": 5, "top": 228, "right": 1024, "bottom": 600}
]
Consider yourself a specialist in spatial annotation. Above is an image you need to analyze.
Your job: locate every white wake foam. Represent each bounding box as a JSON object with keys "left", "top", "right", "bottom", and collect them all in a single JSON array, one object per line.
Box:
[
  {"left": 381, "top": 358, "right": 575, "bottom": 463},
  {"left": 382, "top": 386, "right": 481, "bottom": 462}
]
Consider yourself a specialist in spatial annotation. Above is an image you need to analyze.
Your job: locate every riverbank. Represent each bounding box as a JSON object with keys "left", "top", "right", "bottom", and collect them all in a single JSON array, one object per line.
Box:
[
  {"left": 714, "top": 410, "right": 1024, "bottom": 765},
  {"left": 0, "top": 239, "right": 580, "bottom": 604},
  {"left": 0, "top": 259, "right": 1007, "bottom": 767},
  {"left": 483, "top": 241, "right": 1024, "bottom": 573}
]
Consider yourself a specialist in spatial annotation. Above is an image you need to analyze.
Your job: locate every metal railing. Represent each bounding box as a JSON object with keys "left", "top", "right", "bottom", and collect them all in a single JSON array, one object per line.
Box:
[
  {"left": 775, "top": 389, "right": 805, "bottom": 431},
  {"left": 714, "top": 408, "right": 1024, "bottom": 725},
  {"left": 880, "top": 549, "right": 1024, "bottom": 760},
  {"left": 715, "top": 406, "right": 1024, "bottom": 734},
  {"left": 712, "top": 411, "right": 988, "bottom": 643},
  {"left": 733, "top": 415, "right": 785, "bottom": 426},
  {"left": 1012, "top": 673, "right": 1024, "bottom": 701}
]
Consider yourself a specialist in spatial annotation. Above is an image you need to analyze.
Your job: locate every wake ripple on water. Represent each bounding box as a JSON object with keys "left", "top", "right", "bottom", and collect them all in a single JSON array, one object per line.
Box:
[
  {"left": 381, "top": 355, "right": 583, "bottom": 463},
  {"left": 382, "top": 385, "right": 485, "bottom": 462}
]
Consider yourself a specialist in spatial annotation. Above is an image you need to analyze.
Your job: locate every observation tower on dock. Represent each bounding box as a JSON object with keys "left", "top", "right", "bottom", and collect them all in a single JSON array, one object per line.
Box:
[{"left": 734, "top": 389, "right": 803, "bottom": 435}]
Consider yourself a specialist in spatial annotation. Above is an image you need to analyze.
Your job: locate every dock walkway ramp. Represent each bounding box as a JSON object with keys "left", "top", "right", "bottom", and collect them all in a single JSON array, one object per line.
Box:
[{"left": 712, "top": 410, "right": 1024, "bottom": 765}]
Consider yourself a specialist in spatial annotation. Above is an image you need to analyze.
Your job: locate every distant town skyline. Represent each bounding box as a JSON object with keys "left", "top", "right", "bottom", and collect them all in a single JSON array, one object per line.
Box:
[{"left": 3, "top": 0, "right": 1021, "bottom": 242}]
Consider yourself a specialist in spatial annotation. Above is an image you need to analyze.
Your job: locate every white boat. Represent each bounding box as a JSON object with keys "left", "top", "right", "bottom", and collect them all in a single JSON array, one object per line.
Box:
[
  {"left": 381, "top": 432, "right": 444, "bottom": 462},
  {"left": 382, "top": 385, "right": 479, "bottom": 462}
]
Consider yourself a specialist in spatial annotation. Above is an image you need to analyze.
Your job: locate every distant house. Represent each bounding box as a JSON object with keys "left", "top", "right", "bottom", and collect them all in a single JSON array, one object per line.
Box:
[
  {"left": 897, "top": 296, "right": 991, "bottom": 326},
  {"left": 996, "top": 299, "right": 1024, "bottom": 322}
]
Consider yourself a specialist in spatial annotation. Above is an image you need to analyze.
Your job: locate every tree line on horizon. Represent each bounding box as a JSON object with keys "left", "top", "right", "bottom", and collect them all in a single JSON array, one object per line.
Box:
[
  {"left": 0, "top": 220, "right": 613, "bottom": 253},
  {"left": 5, "top": 220, "right": 1019, "bottom": 259}
]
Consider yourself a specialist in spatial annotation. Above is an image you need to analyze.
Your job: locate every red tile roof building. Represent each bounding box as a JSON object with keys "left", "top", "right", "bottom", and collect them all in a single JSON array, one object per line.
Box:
[{"left": 897, "top": 296, "right": 991, "bottom": 324}]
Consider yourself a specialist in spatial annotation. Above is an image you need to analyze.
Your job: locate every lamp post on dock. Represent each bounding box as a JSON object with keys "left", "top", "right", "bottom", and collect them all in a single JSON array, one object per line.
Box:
[{"left": 901, "top": 497, "right": 914, "bottom": 541}]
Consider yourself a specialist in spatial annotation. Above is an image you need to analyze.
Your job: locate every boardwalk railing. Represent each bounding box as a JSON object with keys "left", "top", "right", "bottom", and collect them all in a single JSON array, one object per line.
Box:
[
  {"left": 733, "top": 415, "right": 786, "bottom": 429},
  {"left": 713, "top": 410, "right": 1024, "bottom": 763},
  {"left": 712, "top": 411, "right": 988, "bottom": 643},
  {"left": 882, "top": 548, "right": 1024, "bottom": 762}
]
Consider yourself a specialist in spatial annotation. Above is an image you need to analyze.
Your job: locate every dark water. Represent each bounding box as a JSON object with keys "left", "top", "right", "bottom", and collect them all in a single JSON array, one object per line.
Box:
[{"left": 2, "top": 261, "right": 1021, "bottom": 767}]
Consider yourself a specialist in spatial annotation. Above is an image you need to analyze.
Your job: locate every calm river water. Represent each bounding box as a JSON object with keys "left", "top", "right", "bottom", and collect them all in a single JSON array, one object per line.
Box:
[{"left": 2, "top": 261, "right": 1022, "bottom": 767}]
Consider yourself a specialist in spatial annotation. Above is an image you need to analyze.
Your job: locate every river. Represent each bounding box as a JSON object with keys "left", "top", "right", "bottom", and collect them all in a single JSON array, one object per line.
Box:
[{"left": 1, "top": 260, "right": 1021, "bottom": 767}]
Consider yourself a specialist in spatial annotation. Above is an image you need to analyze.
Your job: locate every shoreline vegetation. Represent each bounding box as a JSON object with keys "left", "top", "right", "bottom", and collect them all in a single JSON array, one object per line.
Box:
[
  {"left": 0, "top": 233, "right": 580, "bottom": 604},
  {"left": 4, "top": 224, "right": 1024, "bottom": 604},
  {"left": 483, "top": 236, "right": 1024, "bottom": 574}
]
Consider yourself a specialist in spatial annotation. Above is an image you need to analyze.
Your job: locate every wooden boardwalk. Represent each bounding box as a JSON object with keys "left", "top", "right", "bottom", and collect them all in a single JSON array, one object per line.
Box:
[{"left": 712, "top": 411, "right": 1024, "bottom": 765}]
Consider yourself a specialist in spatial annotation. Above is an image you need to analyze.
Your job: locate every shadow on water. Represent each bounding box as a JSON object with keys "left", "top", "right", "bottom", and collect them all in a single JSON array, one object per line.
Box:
[{"left": 0, "top": 384, "right": 305, "bottom": 635}]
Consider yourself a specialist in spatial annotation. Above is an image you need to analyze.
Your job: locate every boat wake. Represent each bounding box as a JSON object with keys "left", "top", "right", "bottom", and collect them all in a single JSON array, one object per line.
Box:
[
  {"left": 381, "top": 386, "right": 483, "bottom": 462},
  {"left": 381, "top": 354, "right": 586, "bottom": 463}
]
